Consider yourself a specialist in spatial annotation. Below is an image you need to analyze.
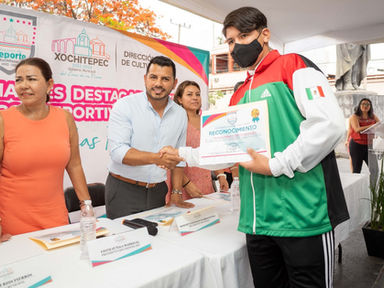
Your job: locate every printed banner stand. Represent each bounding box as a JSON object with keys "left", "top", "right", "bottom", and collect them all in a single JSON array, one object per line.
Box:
[{"left": 0, "top": 4, "right": 210, "bottom": 189}]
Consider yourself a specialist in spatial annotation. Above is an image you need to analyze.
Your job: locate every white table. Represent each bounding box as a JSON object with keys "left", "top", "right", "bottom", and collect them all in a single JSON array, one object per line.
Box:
[
  {"left": 119, "top": 197, "right": 254, "bottom": 288},
  {"left": 118, "top": 169, "right": 371, "bottom": 288},
  {"left": 160, "top": 200, "right": 254, "bottom": 288},
  {"left": 1, "top": 167, "right": 369, "bottom": 288},
  {"left": 335, "top": 172, "right": 370, "bottom": 247},
  {"left": 0, "top": 218, "right": 206, "bottom": 288}
]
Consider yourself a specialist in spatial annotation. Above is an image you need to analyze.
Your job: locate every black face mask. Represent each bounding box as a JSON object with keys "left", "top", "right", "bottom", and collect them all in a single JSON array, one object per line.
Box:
[{"left": 231, "top": 33, "right": 263, "bottom": 68}]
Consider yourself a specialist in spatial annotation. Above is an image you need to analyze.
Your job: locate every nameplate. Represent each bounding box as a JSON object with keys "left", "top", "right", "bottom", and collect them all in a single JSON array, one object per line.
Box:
[
  {"left": 87, "top": 228, "right": 152, "bottom": 267},
  {"left": 175, "top": 206, "right": 220, "bottom": 236},
  {"left": 0, "top": 256, "right": 52, "bottom": 288}
]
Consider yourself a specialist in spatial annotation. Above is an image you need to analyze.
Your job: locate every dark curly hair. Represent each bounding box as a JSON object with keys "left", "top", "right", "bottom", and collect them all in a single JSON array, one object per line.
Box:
[
  {"left": 354, "top": 98, "right": 374, "bottom": 119},
  {"left": 222, "top": 7, "right": 267, "bottom": 37}
]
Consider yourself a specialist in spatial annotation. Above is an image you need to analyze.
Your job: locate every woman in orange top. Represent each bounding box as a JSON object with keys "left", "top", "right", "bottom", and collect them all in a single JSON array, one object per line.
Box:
[
  {"left": 348, "top": 98, "right": 380, "bottom": 174},
  {"left": 166, "top": 81, "right": 229, "bottom": 205},
  {"left": 0, "top": 57, "right": 91, "bottom": 240}
]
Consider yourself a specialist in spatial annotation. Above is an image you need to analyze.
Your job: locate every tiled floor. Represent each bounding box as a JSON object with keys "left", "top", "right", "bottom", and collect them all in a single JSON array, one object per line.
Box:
[
  {"left": 335, "top": 158, "right": 384, "bottom": 287},
  {"left": 334, "top": 227, "right": 384, "bottom": 288}
]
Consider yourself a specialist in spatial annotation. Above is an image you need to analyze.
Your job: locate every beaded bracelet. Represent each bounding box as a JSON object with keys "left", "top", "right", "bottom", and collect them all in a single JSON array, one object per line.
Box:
[{"left": 171, "top": 189, "right": 183, "bottom": 195}]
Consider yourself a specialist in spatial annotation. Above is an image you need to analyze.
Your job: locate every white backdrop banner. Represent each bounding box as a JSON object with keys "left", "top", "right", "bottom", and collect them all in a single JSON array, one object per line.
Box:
[{"left": 0, "top": 4, "right": 210, "bottom": 187}]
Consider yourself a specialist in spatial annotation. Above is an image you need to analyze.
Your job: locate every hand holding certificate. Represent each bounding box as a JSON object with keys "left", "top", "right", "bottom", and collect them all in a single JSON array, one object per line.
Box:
[
  {"left": 159, "top": 101, "right": 272, "bottom": 175},
  {"left": 199, "top": 101, "right": 271, "bottom": 165},
  {"left": 239, "top": 148, "right": 272, "bottom": 176}
]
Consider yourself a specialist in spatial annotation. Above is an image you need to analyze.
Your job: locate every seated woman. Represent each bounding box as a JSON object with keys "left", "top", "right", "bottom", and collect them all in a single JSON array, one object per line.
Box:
[
  {"left": 167, "top": 81, "right": 229, "bottom": 205},
  {"left": 0, "top": 57, "right": 91, "bottom": 240}
]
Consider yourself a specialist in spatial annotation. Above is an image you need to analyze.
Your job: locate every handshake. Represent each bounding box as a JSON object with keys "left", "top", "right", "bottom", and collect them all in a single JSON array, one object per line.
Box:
[{"left": 157, "top": 146, "right": 183, "bottom": 169}]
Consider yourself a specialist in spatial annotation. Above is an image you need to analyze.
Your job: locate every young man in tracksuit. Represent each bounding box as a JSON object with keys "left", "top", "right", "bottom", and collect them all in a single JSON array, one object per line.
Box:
[
  {"left": 163, "top": 6, "right": 350, "bottom": 288},
  {"left": 222, "top": 7, "right": 349, "bottom": 287}
]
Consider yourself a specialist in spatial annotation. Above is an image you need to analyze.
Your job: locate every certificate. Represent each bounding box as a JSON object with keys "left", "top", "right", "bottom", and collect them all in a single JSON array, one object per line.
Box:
[
  {"left": 200, "top": 101, "right": 270, "bottom": 165},
  {"left": 30, "top": 226, "right": 109, "bottom": 250}
]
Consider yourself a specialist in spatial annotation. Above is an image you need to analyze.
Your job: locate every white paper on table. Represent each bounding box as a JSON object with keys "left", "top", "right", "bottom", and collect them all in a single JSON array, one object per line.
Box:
[
  {"left": 138, "top": 207, "right": 187, "bottom": 226},
  {"left": 203, "top": 192, "right": 231, "bottom": 202},
  {"left": 200, "top": 101, "right": 270, "bottom": 165}
]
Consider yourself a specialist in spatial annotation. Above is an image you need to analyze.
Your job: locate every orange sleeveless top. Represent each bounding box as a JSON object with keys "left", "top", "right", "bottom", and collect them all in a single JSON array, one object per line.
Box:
[{"left": 0, "top": 106, "right": 70, "bottom": 235}]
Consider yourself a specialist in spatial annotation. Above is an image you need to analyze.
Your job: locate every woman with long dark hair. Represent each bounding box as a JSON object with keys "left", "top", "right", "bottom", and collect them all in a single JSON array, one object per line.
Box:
[
  {"left": 166, "top": 80, "right": 229, "bottom": 204},
  {"left": 348, "top": 98, "right": 380, "bottom": 174}
]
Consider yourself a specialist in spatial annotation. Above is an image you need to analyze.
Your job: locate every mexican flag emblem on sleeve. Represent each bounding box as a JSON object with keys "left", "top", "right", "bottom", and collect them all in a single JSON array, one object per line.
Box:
[{"left": 305, "top": 86, "right": 325, "bottom": 100}]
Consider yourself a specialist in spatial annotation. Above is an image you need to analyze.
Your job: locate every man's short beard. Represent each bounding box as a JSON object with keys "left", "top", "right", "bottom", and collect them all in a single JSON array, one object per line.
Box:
[{"left": 146, "top": 90, "right": 170, "bottom": 101}]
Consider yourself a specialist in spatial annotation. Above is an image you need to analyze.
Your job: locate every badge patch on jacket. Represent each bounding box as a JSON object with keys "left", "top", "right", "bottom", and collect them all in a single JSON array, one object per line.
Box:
[{"left": 305, "top": 86, "right": 325, "bottom": 100}]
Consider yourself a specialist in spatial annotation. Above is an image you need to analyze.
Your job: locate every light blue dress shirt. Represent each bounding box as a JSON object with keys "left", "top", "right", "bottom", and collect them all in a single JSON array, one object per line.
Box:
[{"left": 107, "top": 92, "right": 187, "bottom": 183}]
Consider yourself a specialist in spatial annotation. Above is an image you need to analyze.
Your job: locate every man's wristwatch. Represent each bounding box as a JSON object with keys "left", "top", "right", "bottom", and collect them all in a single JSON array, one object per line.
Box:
[{"left": 171, "top": 189, "right": 182, "bottom": 195}]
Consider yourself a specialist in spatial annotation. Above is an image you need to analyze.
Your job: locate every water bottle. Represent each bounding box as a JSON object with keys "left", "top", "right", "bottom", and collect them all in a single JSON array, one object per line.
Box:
[
  {"left": 80, "top": 200, "right": 96, "bottom": 259},
  {"left": 230, "top": 177, "right": 240, "bottom": 213}
]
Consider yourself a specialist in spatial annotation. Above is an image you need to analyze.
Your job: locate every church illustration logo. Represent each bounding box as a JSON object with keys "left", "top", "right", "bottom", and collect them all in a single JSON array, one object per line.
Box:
[
  {"left": 0, "top": 10, "right": 37, "bottom": 74},
  {"left": 52, "top": 29, "right": 110, "bottom": 67}
]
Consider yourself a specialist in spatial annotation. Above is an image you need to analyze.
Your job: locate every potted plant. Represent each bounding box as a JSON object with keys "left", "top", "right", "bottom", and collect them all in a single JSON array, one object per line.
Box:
[{"left": 362, "top": 148, "right": 384, "bottom": 259}]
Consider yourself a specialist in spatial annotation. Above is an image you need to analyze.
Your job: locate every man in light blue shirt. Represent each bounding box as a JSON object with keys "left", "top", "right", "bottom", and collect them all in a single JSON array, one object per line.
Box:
[{"left": 106, "top": 56, "right": 193, "bottom": 219}]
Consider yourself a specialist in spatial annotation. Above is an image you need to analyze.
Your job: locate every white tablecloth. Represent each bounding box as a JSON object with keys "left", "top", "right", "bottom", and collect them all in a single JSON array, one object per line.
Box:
[
  {"left": 0, "top": 169, "right": 370, "bottom": 288},
  {"left": 119, "top": 197, "right": 254, "bottom": 288},
  {"left": 160, "top": 201, "right": 253, "bottom": 288},
  {"left": 335, "top": 172, "right": 370, "bottom": 246},
  {"left": 0, "top": 218, "right": 206, "bottom": 288},
  {"left": 118, "top": 170, "right": 371, "bottom": 288}
]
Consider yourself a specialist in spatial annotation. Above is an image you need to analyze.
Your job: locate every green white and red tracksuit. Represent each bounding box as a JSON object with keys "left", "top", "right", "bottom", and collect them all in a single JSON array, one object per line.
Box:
[{"left": 180, "top": 50, "right": 349, "bottom": 237}]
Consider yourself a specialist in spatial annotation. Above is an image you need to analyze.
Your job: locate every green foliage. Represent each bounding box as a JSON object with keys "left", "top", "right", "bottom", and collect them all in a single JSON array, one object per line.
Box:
[
  {"left": 208, "top": 90, "right": 224, "bottom": 106},
  {"left": 0, "top": 0, "right": 170, "bottom": 39},
  {"left": 370, "top": 156, "right": 384, "bottom": 231},
  {"left": 217, "top": 36, "right": 225, "bottom": 45}
]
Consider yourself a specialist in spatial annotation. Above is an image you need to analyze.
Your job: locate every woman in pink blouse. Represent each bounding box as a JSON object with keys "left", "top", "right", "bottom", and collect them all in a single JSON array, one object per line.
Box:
[{"left": 166, "top": 81, "right": 229, "bottom": 203}]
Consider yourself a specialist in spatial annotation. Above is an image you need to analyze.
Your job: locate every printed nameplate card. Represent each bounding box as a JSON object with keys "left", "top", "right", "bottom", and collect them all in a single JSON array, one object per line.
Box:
[
  {"left": 175, "top": 206, "right": 220, "bottom": 236},
  {"left": 87, "top": 228, "right": 152, "bottom": 267},
  {"left": 0, "top": 255, "right": 53, "bottom": 288}
]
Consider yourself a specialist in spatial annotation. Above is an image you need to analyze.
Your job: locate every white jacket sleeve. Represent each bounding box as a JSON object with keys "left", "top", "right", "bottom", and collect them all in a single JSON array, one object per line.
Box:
[
  {"left": 269, "top": 67, "right": 346, "bottom": 178},
  {"left": 179, "top": 147, "right": 233, "bottom": 170}
]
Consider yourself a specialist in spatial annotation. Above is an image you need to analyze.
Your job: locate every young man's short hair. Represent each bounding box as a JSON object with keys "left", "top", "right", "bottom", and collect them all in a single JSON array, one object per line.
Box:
[
  {"left": 222, "top": 7, "right": 267, "bottom": 37},
  {"left": 146, "top": 56, "right": 176, "bottom": 79}
]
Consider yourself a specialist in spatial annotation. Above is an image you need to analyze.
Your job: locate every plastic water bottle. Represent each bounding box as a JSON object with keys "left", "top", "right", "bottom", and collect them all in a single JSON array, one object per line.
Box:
[
  {"left": 80, "top": 200, "right": 96, "bottom": 259},
  {"left": 230, "top": 177, "right": 240, "bottom": 213}
]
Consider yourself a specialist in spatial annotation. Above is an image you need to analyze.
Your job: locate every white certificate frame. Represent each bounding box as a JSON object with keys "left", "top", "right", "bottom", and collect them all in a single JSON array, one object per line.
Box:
[{"left": 199, "top": 101, "right": 270, "bottom": 165}]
